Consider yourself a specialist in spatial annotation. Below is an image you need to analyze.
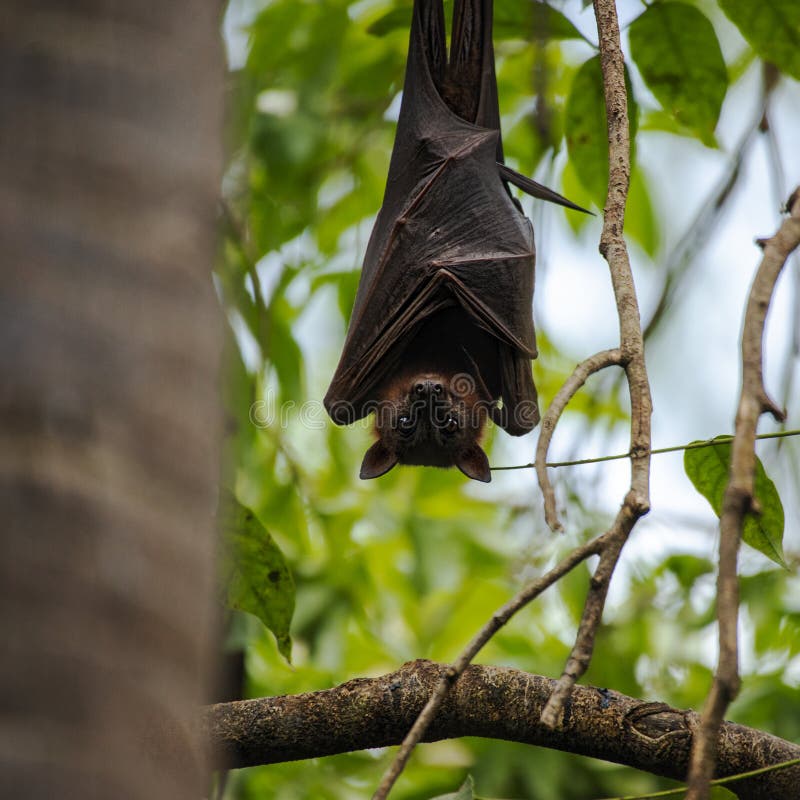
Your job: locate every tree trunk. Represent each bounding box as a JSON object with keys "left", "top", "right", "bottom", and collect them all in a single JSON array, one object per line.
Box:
[{"left": 0, "top": 2, "right": 223, "bottom": 798}]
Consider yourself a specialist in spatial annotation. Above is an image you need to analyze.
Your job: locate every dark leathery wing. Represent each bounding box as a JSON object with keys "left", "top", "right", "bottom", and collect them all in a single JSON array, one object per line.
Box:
[{"left": 324, "top": 0, "right": 586, "bottom": 434}]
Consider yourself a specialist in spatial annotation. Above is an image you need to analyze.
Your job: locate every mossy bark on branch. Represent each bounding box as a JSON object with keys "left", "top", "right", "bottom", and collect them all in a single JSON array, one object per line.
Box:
[{"left": 204, "top": 660, "right": 800, "bottom": 799}]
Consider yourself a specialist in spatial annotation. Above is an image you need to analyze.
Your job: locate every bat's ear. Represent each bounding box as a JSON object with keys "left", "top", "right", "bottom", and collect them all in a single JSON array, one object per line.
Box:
[
  {"left": 360, "top": 440, "right": 398, "bottom": 480},
  {"left": 456, "top": 445, "right": 491, "bottom": 483}
]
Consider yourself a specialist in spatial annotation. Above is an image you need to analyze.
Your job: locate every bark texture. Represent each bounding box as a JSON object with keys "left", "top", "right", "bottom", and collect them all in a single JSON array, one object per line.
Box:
[
  {"left": 204, "top": 661, "right": 800, "bottom": 800},
  {"left": 1, "top": 2, "right": 223, "bottom": 798}
]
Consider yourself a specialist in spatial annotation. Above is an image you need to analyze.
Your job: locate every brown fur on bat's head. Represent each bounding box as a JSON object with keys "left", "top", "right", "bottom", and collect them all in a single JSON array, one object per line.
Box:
[{"left": 360, "top": 371, "right": 492, "bottom": 483}]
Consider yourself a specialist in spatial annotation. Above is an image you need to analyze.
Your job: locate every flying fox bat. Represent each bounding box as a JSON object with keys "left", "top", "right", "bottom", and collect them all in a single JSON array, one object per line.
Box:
[{"left": 324, "top": 0, "right": 589, "bottom": 482}]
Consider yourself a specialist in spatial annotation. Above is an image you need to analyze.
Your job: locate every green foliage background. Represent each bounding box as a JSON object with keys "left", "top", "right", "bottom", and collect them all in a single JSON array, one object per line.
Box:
[{"left": 215, "top": 1, "right": 800, "bottom": 797}]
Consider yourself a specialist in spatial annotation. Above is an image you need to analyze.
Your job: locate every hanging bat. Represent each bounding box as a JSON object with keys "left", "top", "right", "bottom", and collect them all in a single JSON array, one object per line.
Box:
[{"left": 324, "top": 0, "right": 588, "bottom": 482}]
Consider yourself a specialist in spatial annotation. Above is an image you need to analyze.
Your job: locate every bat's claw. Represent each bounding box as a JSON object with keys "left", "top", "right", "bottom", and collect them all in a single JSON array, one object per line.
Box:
[{"left": 498, "top": 163, "right": 594, "bottom": 215}]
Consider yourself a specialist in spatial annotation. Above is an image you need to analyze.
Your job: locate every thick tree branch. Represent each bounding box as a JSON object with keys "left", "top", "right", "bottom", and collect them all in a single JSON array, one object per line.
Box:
[
  {"left": 685, "top": 191, "right": 800, "bottom": 799},
  {"left": 203, "top": 660, "right": 800, "bottom": 800}
]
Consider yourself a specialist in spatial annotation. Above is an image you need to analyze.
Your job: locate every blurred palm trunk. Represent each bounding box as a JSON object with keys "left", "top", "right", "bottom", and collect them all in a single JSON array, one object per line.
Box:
[{"left": 0, "top": 2, "right": 223, "bottom": 798}]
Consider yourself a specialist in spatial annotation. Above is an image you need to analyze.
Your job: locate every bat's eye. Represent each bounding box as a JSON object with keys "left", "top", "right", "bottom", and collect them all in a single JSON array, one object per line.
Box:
[
  {"left": 398, "top": 415, "right": 416, "bottom": 437},
  {"left": 442, "top": 415, "right": 459, "bottom": 434}
]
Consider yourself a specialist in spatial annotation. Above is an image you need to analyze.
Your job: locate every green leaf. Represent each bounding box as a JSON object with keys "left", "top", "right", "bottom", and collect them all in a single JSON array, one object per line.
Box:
[
  {"left": 429, "top": 775, "right": 474, "bottom": 800},
  {"left": 710, "top": 787, "right": 739, "bottom": 800},
  {"left": 565, "top": 55, "right": 639, "bottom": 208},
  {"left": 640, "top": 108, "right": 690, "bottom": 136},
  {"left": 561, "top": 158, "right": 598, "bottom": 229},
  {"left": 629, "top": 3, "right": 728, "bottom": 146},
  {"left": 220, "top": 322, "right": 257, "bottom": 477},
  {"left": 219, "top": 491, "right": 296, "bottom": 661},
  {"left": 683, "top": 436, "right": 786, "bottom": 568},
  {"left": 494, "top": 2, "right": 584, "bottom": 42},
  {"left": 720, "top": 0, "right": 800, "bottom": 81},
  {"left": 368, "top": 1, "right": 582, "bottom": 42},
  {"left": 261, "top": 264, "right": 304, "bottom": 403},
  {"left": 268, "top": 309, "right": 304, "bottom": 402},
  {"left": 627, "top": 164, "right": 659, "bottom": 257},
  {"left": 312, "top": 269, "right": 362, "bottom": 323},
  {"left": 366, "top": 4, "right": 412, "bottom": 37},
  {"left": 660, "top": 554, "right": 714, "bottom": 590}
]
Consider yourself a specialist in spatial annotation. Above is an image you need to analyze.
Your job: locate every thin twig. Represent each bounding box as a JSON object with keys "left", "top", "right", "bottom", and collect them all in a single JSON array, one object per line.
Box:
[
  {"left": 371, "top": 532, "right": 607, "bottom": 800},
  {"left": 535, "top": 349, "right": 623, "bottom": 530},
  {"left": 219, "top": 198, "right": 270, "bottom": 346},
  {"left": 601, "top": 62, "right": 779, "bottom": 435},
  {"left": 600, "top": 63, "right": 780, "bottom": 472},
  {"left": 762, "top": 87, "right": 800, "bottom": 414},
  {"left": 540, "top": 510, "right": 629, "bottom": 726},
  {"left": 537, "top": 0, "right": 653, "bottom": 729},
  {"left": 640, "top": 65, "right": 778, "bottom": 346},
  {"left": 592, "top": 0, "right": 652, "bottom": 514},
  {"left": 684, "top": 190, "right": 800, "bottom": 799}
]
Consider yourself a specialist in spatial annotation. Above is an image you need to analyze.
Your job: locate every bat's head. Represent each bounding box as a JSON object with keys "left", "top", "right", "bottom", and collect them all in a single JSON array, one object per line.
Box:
[{"left": 360, "top": 373, "right": 492, "bottom": 482}]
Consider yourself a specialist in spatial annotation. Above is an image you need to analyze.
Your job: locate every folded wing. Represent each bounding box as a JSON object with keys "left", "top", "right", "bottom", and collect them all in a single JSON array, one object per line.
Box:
[{"left": 325, "top": 0, "right": 539, "bottom": 432}]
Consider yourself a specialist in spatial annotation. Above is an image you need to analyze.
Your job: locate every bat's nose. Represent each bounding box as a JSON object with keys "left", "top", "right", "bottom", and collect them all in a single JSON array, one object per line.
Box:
[{"left": 414, "top": 380, "right": 443, "bottom": 399}]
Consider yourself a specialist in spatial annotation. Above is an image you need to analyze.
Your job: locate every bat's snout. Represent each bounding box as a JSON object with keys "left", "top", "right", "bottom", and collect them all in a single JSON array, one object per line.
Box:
[{"left": 413, "top": 380, "right": 444, "bottom": 399}]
